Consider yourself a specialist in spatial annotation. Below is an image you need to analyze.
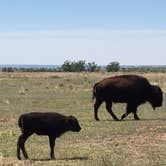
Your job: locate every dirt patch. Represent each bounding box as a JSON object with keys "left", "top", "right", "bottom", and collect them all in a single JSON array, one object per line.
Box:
[
  {"left": 156, "top": 133, "right": 166, "bottom": 141},
  {"left": 136, "top": 125, "right": 166, "bottom": 132}
]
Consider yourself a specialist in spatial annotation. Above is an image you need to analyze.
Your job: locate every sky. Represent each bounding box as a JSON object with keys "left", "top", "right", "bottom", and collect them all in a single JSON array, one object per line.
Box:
[{"left": 0, "top": 0, "right": 166, "bottom": 65}]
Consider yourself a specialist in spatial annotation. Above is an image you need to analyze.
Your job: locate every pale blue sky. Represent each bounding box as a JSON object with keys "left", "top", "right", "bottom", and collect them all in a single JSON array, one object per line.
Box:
[{"left": 0, "top": 0, "right": 166, "bottom": 65}]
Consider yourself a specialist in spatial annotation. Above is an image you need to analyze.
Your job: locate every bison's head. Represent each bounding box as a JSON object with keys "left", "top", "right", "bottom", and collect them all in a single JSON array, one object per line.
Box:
[
  {"left": 150, "top": 85, "right": 163, "bottom": 110},
  {"left": 67, "top": 116, "right": 81, "bottom": 132}
]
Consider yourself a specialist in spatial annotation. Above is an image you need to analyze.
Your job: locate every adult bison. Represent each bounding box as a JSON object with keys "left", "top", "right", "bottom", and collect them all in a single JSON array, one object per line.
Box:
[{"left": 93, "top": 75, "right": 163, "bottom": 121}]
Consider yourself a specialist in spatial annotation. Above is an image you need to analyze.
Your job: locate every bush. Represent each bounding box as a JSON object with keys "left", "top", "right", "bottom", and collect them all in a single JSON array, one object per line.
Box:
[
  {"left": 61, "top": 60, "right": 72, "bottom": 72},
  {"left": 86, "top": 62, "right": 98, "bottom": 72},
  {"left": 106, "top": 62, "right": 120, "bottom": 72},
  {"left": 2, "top": 67, "right": 14, "bottom": 72},
  {"left": 61, "top": 60, "right": 99, "bottom": 72},
  {"left": 71, "top": 60, "right": 86, "bottom": 72}
]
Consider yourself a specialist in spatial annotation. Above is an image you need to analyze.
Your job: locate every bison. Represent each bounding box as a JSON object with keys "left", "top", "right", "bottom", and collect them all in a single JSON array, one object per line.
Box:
[
  {"left": 17, "top": 112, "right": 81, "bottom": 160},
  {"left": 93, "top": 75, "right": 163, "bottom": 121}
]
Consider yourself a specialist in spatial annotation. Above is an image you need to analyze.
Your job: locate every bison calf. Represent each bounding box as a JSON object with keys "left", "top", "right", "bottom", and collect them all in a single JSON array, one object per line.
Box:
[
  {"left": 17, "top": 112, "right": 81, "bottom": 160},
  {"left": 93, "top": 75, "right": 163, "bottom": 121}
]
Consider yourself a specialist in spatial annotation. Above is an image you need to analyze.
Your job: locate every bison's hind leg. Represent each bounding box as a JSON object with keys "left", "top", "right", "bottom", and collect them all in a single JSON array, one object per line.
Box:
[
  {"left": 94, "top": 99, "right": 103, "bottom": 121},
  {"left": 105, "top": 101, "right": 119, "bottom": 121}
]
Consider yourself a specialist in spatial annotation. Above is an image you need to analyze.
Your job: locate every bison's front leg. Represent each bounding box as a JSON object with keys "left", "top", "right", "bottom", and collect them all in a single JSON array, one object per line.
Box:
[
  {"left": 121, "top": 104, "right": 139, "bottom": 120},
  {"left": 133, "top": 111, "right": 140, "bottom": 120},
  {"left": 49, "top": 136, "right": 56, "bottom": 160},
  {"left": 105, "top": 102, "right": 119, "bottom": 121}
]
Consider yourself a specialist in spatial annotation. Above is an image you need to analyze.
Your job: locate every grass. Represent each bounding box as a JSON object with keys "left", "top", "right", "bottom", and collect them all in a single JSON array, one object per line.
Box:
[{"left": 0, "top": 72, "right": 166, "bottom": 166}]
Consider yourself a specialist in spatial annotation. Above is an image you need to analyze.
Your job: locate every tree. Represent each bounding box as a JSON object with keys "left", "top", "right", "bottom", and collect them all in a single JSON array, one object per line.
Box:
[
  {"left": 71, "top": 60, "right": 86, "bottom": 72},
  {"left": 106, "top": 61, "right": 120, "bottom": 72},
  {"left": 2, "top": 67, "right": 14, "bottom": 72},
  {"left": 61, "top": 60, "right": 72, "bottom": 72},
  {"left": 61, "top": 60, "right": 100, "bottom": 72},
  {"left": 86, "top": 62, "right": 98, "bottom": 72},
  {"left": 61, "top": 60, "right": 86, "bottom": 72}
]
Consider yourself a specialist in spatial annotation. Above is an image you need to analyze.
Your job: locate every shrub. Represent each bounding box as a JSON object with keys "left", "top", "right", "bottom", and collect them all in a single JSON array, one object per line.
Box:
[
  {"left": 106, "top": 61, "right": 120, "bottom": 72},
  {"left": 61, "top": 60, "right": 99, "bottom": 72},
  {"left": 86, "top": 62, "right": 98, "bottom": 72}
]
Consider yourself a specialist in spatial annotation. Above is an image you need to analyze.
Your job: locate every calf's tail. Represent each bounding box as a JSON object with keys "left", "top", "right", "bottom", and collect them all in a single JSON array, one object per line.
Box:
[{"left": 18, "top": 115, "right": 24, "bottom": 133}]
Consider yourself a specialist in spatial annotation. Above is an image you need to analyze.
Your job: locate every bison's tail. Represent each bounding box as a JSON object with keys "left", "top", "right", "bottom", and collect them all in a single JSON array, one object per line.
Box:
[{"left": 92, "top": 83, "right": 99, "bottom": 100}]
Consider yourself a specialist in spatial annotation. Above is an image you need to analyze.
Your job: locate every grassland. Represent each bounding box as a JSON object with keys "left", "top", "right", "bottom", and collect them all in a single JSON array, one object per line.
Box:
[{"left": 0, "top": 72, "right": 166, "bottom": 166}]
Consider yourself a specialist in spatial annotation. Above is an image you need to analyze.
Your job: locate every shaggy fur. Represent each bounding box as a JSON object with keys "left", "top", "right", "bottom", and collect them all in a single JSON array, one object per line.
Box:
[
  {"left": 93, "top": 75, "right": 163, "bottom": 121},
  {"left": 17, "top": 112, "right": 81, "bottom": 160}
]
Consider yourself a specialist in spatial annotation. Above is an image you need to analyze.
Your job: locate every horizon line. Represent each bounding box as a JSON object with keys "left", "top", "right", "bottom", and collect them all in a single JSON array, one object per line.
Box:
[{"left": 0, "top": 64, "right": 166, "bottom": 67}]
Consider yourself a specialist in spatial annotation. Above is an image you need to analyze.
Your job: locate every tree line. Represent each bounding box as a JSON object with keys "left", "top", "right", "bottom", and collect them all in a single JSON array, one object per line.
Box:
[
  {"left": 1, "top": 60, "right": 166, "bottom": 72},
  {"left": 0, "top": 61, "right": 120, "bottom": 72}
]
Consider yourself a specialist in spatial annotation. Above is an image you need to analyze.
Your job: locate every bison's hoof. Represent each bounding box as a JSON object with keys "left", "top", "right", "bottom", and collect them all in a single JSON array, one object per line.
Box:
[
  {"left": 24, "top": 155, "right": 29, "bottom": 160},
  {"left": 17, "top": 156, "right": 21, "bottom": 160},
  {"left": 114, "top": 118, "right": 120, "bottom": 121}
]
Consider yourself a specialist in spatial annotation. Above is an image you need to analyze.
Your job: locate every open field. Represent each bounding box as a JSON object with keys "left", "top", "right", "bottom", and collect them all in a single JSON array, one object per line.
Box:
[{"left": 0, "top": 72, "right": 166, "bottom": 166}]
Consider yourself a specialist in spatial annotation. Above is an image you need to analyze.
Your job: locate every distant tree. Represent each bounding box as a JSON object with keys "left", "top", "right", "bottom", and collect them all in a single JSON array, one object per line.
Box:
[
  {"left": 71, "top": 60, "right": 86, "bottom": 72},
  {"left": 86, "top": 62, "right": 98, "bottom": 72},
  {"left": 6, "top": 67, "right": 14, "bottom": 72},
  {"left": 61, "top": 60, "right": 86, "bottom": 72},
  {"left": 106, "top": 61, "right": 120, "bottom": 72},
  {"left": 2, "top": 67, "right": 7, "bottom": 72},
  {"left": 61, "top": 60, "right": 100, "bottom": 72},
  {"left": 61, "top": 60, "right": 72, "bottom": 72}
]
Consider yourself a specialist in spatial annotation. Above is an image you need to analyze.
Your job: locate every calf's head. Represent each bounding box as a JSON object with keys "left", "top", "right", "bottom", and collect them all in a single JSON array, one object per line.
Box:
[
  {"left": 150, "top": 85, "right": 163, "bottom": 110},
  {"left": 67, "top": 116, "right": 81, "bottom": 132}
]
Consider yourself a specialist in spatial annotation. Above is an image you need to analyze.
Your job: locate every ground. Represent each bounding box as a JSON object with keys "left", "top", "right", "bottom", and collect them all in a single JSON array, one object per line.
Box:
[{"left": 0, "top": 72, "right": 166, "bottom": 166}]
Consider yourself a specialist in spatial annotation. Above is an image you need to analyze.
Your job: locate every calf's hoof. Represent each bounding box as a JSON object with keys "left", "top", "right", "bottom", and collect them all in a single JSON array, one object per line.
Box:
[
  {"left": 95, "top": 118, "right": 100, "bottom": 121},
  {"left": 51, "top": 157, "right": 55, "bottom": 160}
]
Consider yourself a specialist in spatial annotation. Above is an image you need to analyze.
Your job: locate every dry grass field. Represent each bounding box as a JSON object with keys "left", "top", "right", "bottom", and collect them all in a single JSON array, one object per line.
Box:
[{"left": 0, "top": 72, "right": 166, "bottom": 166}]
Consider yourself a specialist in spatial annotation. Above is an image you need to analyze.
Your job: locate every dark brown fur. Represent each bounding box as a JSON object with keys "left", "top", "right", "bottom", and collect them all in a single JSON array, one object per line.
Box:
[
  {"left": 93, "top": 75, "right": 163, "bottom": 121},
  {"left": 17, "top": 112, "right": 81, "bottom": 160}
]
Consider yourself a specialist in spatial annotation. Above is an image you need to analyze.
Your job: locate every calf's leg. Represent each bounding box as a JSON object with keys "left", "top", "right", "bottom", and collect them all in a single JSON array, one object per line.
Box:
[
  {"left": 17, "top": 135, "right": 22, "bottom": 160},
  {"left": 49, "top": 136, "right": 56, "bottom": 160},
  {"left": 17, "top": 132, "right": 32, "bottom": 160}
]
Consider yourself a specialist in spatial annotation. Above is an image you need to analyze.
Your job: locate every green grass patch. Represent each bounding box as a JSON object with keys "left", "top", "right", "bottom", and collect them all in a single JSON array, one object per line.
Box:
[{"left": 0, "top": 72, "right": 166, "bottom": 165}]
